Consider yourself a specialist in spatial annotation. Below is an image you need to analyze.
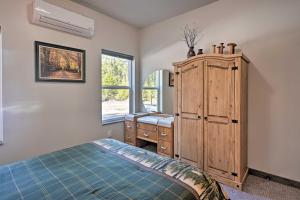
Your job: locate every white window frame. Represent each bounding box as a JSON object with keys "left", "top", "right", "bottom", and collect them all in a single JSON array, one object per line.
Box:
[
  {"left": 0, "top": 26, "right": 3, "bottom": 144},
  {"left": 101, "top": 49, "right": 134, "bottom": 125}
]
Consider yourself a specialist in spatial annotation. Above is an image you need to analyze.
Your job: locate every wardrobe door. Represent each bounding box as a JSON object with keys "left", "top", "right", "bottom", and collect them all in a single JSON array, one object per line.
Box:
[
  {"left": 204, "top": 59, "right": 235, "bottom": 180},
  {"left": 177, "top": 60, "right": 204, "bottom": 167}
]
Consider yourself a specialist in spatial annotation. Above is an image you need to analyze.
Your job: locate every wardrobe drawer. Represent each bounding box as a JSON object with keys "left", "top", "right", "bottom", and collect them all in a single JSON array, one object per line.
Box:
[
  {"left": 158, "top": 126, "right": 173, "bottom": 142},
  {"left": 158, "top": 140, "right": 172, "bottom": 156},
  {"left": 136, "top": 123, "right": 157, "bottom": 132},
  {"left": 137, "top": 128, "right": 158, "bottom": 143},
  {"left": 125, "top": 121, "right": 135, "bottom": 132}
]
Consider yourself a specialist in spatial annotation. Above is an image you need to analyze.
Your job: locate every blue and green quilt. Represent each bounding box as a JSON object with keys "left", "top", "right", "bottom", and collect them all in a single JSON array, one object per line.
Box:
[{"left": 0, "top": 139, "right": 228, "bottom": 200}]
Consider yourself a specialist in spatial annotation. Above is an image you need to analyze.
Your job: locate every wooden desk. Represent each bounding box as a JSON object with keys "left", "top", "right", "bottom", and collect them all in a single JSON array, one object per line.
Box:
[{"left": 124, "top": 114, "right": 174, "bottom": 158}]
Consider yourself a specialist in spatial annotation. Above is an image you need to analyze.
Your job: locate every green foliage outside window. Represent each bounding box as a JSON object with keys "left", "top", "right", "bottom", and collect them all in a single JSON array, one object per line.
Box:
[
  {"left": 143, "top": 72, "right": 157, "bottom": 87},
  {"left": 102, "top": 55, "right": 130, "bottom": 101}
]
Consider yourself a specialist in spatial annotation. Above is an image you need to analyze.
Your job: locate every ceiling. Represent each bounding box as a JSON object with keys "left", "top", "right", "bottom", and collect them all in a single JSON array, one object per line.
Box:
[{"left": 71, "top": 0, "right": 217, "bottom": 28}]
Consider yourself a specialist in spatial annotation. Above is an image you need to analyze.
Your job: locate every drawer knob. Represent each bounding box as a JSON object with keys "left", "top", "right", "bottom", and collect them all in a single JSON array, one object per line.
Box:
[
  {"left": 127, "top": 136, "right": 131, "bottom": 139},
  {"left": 144, "top": 133, "right": 149, "bottom": 137},
  {"left": 127, "top": 125, "right": 131, "bottom": 128},
  {"left": 161, "top": 146, "right": 167, "bottom": 150},
  {"left": 160, "top": 133, "right": 167, "bottom": 136}
]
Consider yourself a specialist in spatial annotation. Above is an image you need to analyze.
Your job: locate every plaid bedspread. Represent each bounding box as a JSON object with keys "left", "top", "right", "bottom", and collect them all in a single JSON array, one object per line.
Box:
[{"left": 0, "top": 139, "right": 227, "bottom": 200}]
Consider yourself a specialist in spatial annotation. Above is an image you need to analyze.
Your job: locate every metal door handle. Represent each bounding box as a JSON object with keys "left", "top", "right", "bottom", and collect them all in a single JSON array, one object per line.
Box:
[
  {"left": 161, "top": 146, "right": 167, "bottom": 150},
  {"left": 144, "top": 133, "right": 149, "bottom": 137}
]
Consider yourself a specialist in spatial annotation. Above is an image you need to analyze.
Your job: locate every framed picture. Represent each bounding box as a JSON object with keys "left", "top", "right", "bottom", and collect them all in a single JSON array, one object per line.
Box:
[
  {"left": 35, "top": 41, "right": 85, "bottom": 82},
  {"left": 169, "top": 72, "right": 174, "bottom": 87}
]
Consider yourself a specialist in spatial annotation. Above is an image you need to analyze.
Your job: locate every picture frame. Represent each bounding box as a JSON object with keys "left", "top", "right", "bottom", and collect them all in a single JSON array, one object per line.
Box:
[
  {"left": 35, "top": 41, "right": 85, "bottom": 82},
  {"left": 169, "top": 72, "right": 174, "bottom": 87}
]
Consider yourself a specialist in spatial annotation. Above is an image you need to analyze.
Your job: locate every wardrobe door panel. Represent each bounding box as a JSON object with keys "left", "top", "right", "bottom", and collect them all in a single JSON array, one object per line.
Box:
[
  {"left": 180, "top": 118, "right": 201, "bottom": 164},
  {"left": 181, "top": 62, "right": 202, "bottom": 115},
  {"left": 177, "top": 60, "right": 204, "bottom": 168},
  {"left": 206, "top": 121, "right": 235, "bottom": 180},
  {"left": 207, "top": 65, "right": 230, "bottom": 117},
  {"left": 204, "top": 59, "right": 235, "bottom": 180}
]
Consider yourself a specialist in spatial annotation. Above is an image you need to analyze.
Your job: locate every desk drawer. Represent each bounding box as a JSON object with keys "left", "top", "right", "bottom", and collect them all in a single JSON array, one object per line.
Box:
[
  {"left": 137, "top": 123, "right": 157, "bottom": 132},
  {"left": 124, "top": 130, "right": 135, "bottom": 144},
  {"left": 158, "top": 126, "right": 173, "bottom": 142},
  {"left": 158, "top": 140, "right": 172, "bottom": 156},
  {"left": 137, "top": 128, "right": 158, "bottom": 143},
  {"left": 125, "top": 121, "right": 135, "bottom": 132}
]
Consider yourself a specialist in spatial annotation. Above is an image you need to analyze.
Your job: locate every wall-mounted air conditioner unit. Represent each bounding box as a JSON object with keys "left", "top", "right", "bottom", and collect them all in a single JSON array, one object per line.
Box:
[{"left": 32, "top": 0, "right": 95, "bottom": 38}]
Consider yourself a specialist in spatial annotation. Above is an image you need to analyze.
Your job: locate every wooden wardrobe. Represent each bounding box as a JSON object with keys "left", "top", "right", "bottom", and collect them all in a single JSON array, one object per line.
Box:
[{"left": 173, "top": 53, "right": 249, "bottom": 189}]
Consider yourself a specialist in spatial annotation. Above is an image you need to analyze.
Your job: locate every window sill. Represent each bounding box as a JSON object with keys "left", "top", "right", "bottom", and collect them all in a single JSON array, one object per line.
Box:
[{"left": 102, "top": 117, "right": 125, "bottom": 125}]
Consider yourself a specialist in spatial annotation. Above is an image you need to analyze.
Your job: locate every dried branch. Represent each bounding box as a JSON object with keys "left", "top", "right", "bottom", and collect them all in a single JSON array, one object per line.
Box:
[{"left": 182, "top": 25, "right": 201, "bottom": 48}]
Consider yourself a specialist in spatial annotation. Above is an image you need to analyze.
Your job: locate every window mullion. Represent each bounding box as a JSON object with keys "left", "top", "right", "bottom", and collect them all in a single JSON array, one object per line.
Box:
[
  {"left": 142, "top": 87, "right": 159, "bottom": 90},
  {"left": 102, "top": 85, "right": 130, "bottom": 89}
]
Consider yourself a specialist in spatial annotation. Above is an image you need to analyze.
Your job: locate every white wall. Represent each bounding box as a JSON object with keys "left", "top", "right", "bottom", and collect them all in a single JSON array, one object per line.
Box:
[
  {"left": 0, "top": 0, "right": 139, "bottom": 164},
  {"left": 140, "top": 0, "right": 300, "bottom": 182},
  {"left": 161, "top": 70, "right": 173, "bottom": 115}
]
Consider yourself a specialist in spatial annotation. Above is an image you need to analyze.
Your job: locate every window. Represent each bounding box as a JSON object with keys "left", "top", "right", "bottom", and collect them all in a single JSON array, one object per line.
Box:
[
  {"left": 101, "top": 49, "right": 133, "bottom": 124},
  {"left": 142, "top": 71, "right": 161, "bottom": 112}
]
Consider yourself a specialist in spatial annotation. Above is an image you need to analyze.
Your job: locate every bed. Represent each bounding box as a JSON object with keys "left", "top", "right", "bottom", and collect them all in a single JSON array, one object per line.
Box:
[{"left": 0, "top": 139, "right": 228, "bottom": 200}]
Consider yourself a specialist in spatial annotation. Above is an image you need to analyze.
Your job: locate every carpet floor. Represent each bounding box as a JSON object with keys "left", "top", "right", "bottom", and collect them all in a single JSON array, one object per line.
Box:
[{"left": 223, "top": 175, "right": 300, "bottom": 200}]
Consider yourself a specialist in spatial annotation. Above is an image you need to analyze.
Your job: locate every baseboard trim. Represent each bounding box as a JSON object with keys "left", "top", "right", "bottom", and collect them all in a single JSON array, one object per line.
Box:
[{"left": 249, "top": 168, "right": 300, "bottom": 189}]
